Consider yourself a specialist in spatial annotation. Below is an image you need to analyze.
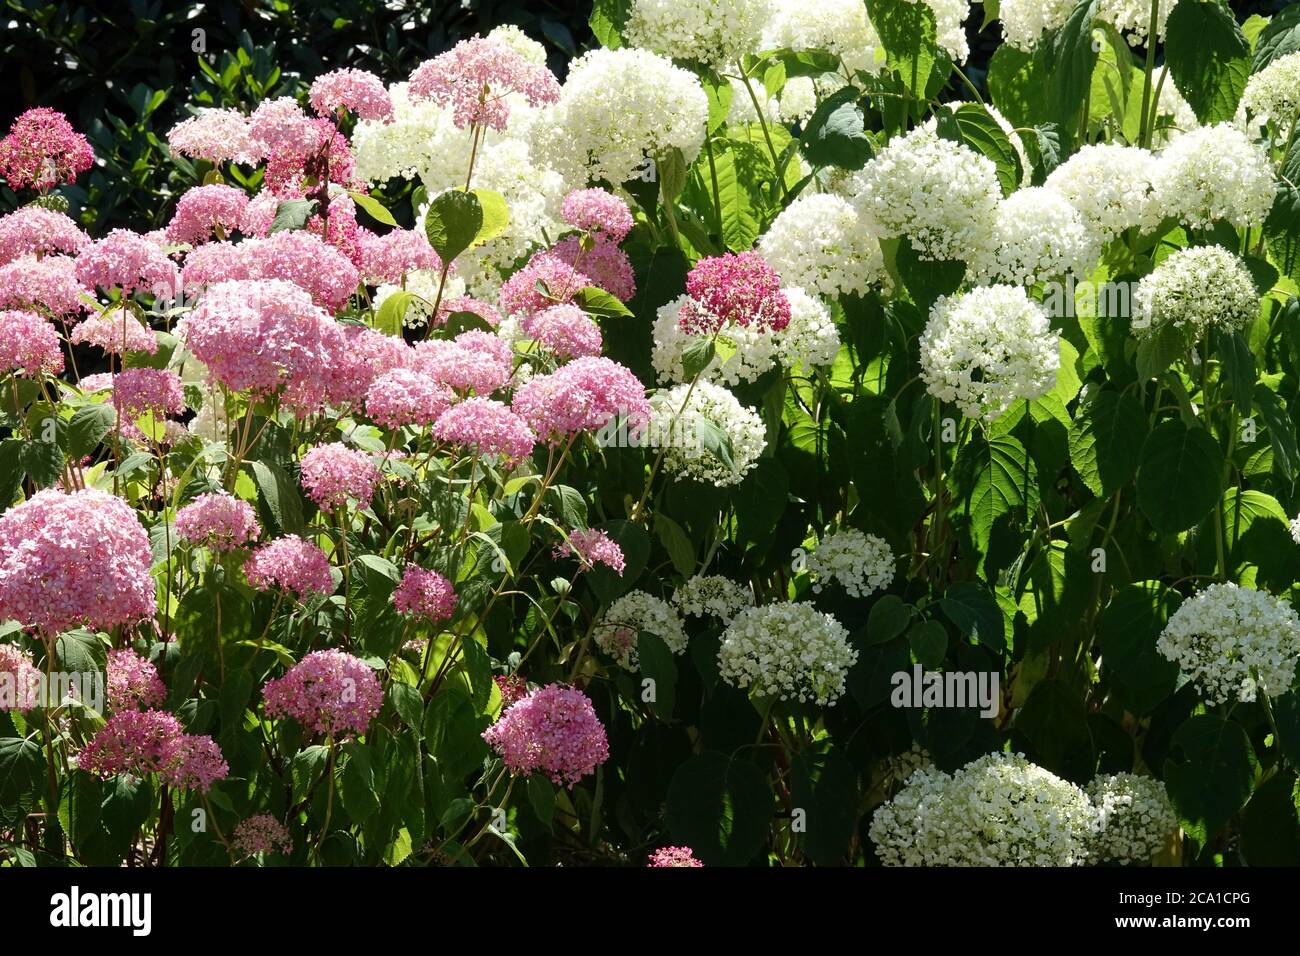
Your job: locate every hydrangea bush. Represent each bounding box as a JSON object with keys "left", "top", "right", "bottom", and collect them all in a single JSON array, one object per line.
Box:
[{"left": 1, "top": 0, "right": 1300, "bottom": 868}]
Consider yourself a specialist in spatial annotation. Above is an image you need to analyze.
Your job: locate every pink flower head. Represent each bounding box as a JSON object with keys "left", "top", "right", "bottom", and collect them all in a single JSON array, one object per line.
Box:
[
  {"left": 178, "top": 279, "right": 339, "bottom": 395},
  {"left": 163, "top": 734, "right": 230, "bottom": 792},
  {"left": 234, "top": 814, "right": 293, "bottom": 856},
  {"left": 166, "top": 184, "right": 250, "bottom": 246},
  {"left": 498, "top": 250, "right": 591, "bottom": 318},
  {"left": 0, "top": 488, "right": 156, "bottom": 635},
  {"left": 408, "top": 36, "right": 560, "bottom": 132},
  {"left": 262, "top": 648, "right": 383, "bottom": 736},
  {"left": 175, "top": 491, "right": 261, "bottom": 552},
  {"left": 511, "top": 356, "right": 649, "bottom": 441},
  {"left": 551, "top": 236, "right": 636, "bottom": 302},
  {"left": 299, "top": 442, "right": 380, "bottom": 509},
  {"left": 0, "top": 309, "right": 63, "bottom": 376},
  {"left": 324, "top": 324, "right": 413, "bottom": 405},
  {"left": 648, "top": 846, "right": 703, "bottom": 867},
  {"left": 555, "top": 528, "right": 625, "bottom": 575},
  {"left": 310, "top": 69, "right": 395, "bottom": 122},
  {"left": 438, "top": 295, "right": 502, "bottom": 329},
  {"left": 495, "top": 673, "right": 528, "bottom": 709},
  {"left": 681, "top": 251, "right": 790, "bottom": 334},
  {"left": 0, "top": 108, "right": 93, "bottom": 191},
  {"left": 306, "top": 192, "right": 363, "bottom": 265},
  {"left": 392, "top": 566, "right": 458, "bottom": 623},
  {"left": 432, "top": 397, "right": 537, "bottom": 462},
  {"left": 358, "top": 228, "right": 439, "bottom": 284},
  {"left": 0, "top": 643, "right": 41, "bottom": 711},
  {"left": 521, "top": 303, "right": 602, "bottom": 359},
  {"left": 248, "top": 98, "right": 317, "bottom": 156},
  {"left": 239, "top": 231, "right": 360, "bottom": 311},
  {"left": 239, "top": 191, "right": 281, "bottom": 238},
  {"left": 263, "top": 117, "right": 359, "bottom": 197},
  {"left": 69, "top": 308, "right": 158, "bottom": 355},
  {"left": 412, "top": 330, "right": 512, "bottom": 395},
  {"left": 481, "top": 683, "right": 609, "bottom": 788},
  {"left": 0, "top": 255, "right": 91, "bottom": 315},
  {"left": 79, "top": 708, "right": 229, "bottom": 792},
  {"left": 111, "top": 367, "right": 185, "bottom": 419},
  {"left": 243, "top": 534, "right": 335, "bottom": 600},
  {"left": 561, "top": 189, "right": 634, "bottom": 243},
  {"left": 76, "top": 228, "right": 180, "bottom": 298},
  {"left": 106, "top": 648, "right": 167, "bottom": 712},
  {"left": 168, "top": 108, "right": 261, "bottom": 166},
  {"left": 366, "top": 367, "right": 453, "bottom": 428},
  {"left": 0, "top": 206, "right": 89, "bottom": 264},
  {"left": 180, "top": 240, "right": 247, "bottom": 289}
]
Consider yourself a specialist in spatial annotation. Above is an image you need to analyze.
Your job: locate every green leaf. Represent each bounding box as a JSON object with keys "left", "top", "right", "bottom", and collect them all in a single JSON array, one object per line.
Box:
[
  {"left": 711, "top": 141, "right": 763, "bottom": 252},
  {"left": 654, "top": 514, "right": 696, "bottom": 577},
  {"left": 1136, "top": 420, "right": 1224, "bottom": 533},
  {"left": 589, "top": 0, "right": 631, "bottom": 49},
  {"left": 388, "top": 683, "right": 425, "bottom": 739},
  {"left": 269, "top": 198, "right": 316, "bottom": 233},
  {"left": 681, "top": 337, "right": 717, "bottom": 381},
  {"left": 374, "top": 290, "right": 414, "bottom": 336},
  {"left": 800, "top": 86, "right": 872, "bottom": 171},
  {"left": 1240, "top": 773, "right": 1300, "bottom": 866},
  {"left": 1134, "top": 321, "right": 1191, "bottom": 382},
  {"left": 1163, "top": 715, "right": 1256, "bottom": 849},
  {"left": 1164, "top": 0, "right": 1251, "bottom": 124},
  {"left": 638, "top": 633, "right": 677, "bottom": 720},
  {"left": 20, "top": 438, "right": 64, "bottom": 489},
  {"left": 291, "top": 745, "right": 330, "bottom": 804},
  {"left": 733, "top": 458, "right": 788, "bottom": 547},
  {"left": 952, "top": 103, "right": 1024, "bottom": 195},
  {"left": 247, "top": 459, "right": 306, "bottom": 535},
  {"left": 0, "top": 737, "right": 44, "bottom": 829},
  {"left": 789, "top": 750, "right": 857, "bottom": 865},
  {"left": 527, "top": 775, "right": 556, "bottom": 829},
  {"left": 1097, "top": 582, "right": 1182, "bottom": 715},
  {"left": 1046, "top": 0, "right": 1100, "bottom": 122},
  {"left": 341, "top": 741, "right": 379, "bottom": 824},
  {"left": 938, "top": 582, "right": 1006, "bottom": 652},
  {"left": 948, "top": 435, "right": 1037, "bottom": 558},
  {"left": 665, "top": 751, "right": 774, "bottom": 866},
  {"left": 696, "top": 417, "right": 738, "bottom": 473},
  {"left": 348, "top": 190, "right": 397, "bottom": 227},
  {"left": 1068, "top": 389, "right": 1147, "bottom": 497},
  {"left": 1018, "top": 541, "right": 1092, "bottom": 652},
  {"left": 1252, "top": 2, "right": 1300, "bottom": 73},
  {"left": 55, "top": 629, "right": 106, "bottom": 686},
  {"left": 470, "top": 188, "right": 510, "bottom": 247},
  {"left": 424, "top": 189, "right": 483, "bottom": 263},
  {"left": 1217, "top": 330, "right": 1257, "bottom": 417},
  {"left": 1013, "top": 679, "right": 1093, "bottom": 781},
  {"left": 66, "top": 404, "right": 116, "bottom": 461},
  {"left": 867, "top": 0, "right": 940, "bottom": 98},
  {"left": 909, "top": 620, "right": 948, "bottom": 669},
  {"left": 866, "top": 595, "right": 911, "bottom": 645},
  {"left": 1253, "top": 384, "right": 1299, "bottom": 484},
  {"left": 573, "top": 286, "right": 633, "bottom": 318}
]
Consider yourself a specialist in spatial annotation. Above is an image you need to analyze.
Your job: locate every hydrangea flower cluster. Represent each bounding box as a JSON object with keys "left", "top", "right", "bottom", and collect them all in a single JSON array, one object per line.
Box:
[
  {"left": 432, "top": 397, "right": 537, "bottom": 462},
  {"left": 758, "top": 193, "right": 889, "bottom": 300},
  {"left": 0, "top": 205, "right": 88, "bottom": 263},
  {"left": 1043, "top": 143, "right": 1161, "bottom": 241},
  {"left": 0, "top": 309, "right": 64, "bottom": 376},
  {"left": 234, "top": 814, "right": 294, "bottom": 857},
  {"left": 624, "top": 0, "right": 772, "bottom": 69},
  {"left": 717, "top": 603, "right": 857, "bottom": 705},
  {"left": 1086, "top": 773, "right": 1178, "bottom": 865},
  {"left": 392, "top": 567, "right": 458, "bottom": 623},
  {"left": 808, "top": 529, "right": 896, "bottom": 598},
  {"left": 512, "top": 357, "right": 649, "bottom": 441},
  {"left": 1153, "top": 124, "right": 1274, "bottom": 230},
  {"left": 0, "top": 643, "right": 41, "bottom": 712},
  {"left": 649, "top": 382, "right": 766, "bottom": 488},
  {"left": 555, "top": 528, "right": 626, "bottom": 575},
  {"left": 647, "top": 846, "right": 704, "bottom": 867},
  {"left": 309, "top": 68, "right": 394, "bottom": 122},
  {"left": 243, "top": 535, "right": 335, "bottom": 600},
  {"left": 481, "top": 684, "right": 609, "bottom": 787},
  {"left": 0, "top": 108, "right": 94, "bottom": 191},
  {"left": 1132, "top": 245, "right": 1258, "bottom": 338},
  {"left": 594, "top": 590, "right": 688, "bottom": 671},
  {"left": 408, "top": 36, "right": 560, "bottom": 132},
  {"left": 681, "top": 252, "right": 791, "bottom": 335},
  {"left": 111, "top": 367, "right": 185, "bottom": 420},
  {"left": 175, "top": 492, "right": 261, "bottom": 552},
  {"left": 106, "top": 648, "right": 167, "bottom": 712},
  {"left": 971, "top": 187, "right": 1100, "bottom": 286},
  {"left": 1239, "top": 50, "right": 1300, "bottom": 128},
  {"left": 671, "top": 575, "right": 753, "bottom": 623},
  {"left": 299, "top": 442, "right": 380, "bottom": 509},
  {"left": 79, "top": 709, "right": 228, "bottom": 793},
  {"left": 263, "top": 649, "right": 384, "bottom": 736}
]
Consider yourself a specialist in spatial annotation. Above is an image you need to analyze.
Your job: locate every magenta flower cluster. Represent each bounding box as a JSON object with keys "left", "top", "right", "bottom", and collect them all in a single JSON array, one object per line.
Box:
[
  {"left": 555, "top": 529, "right": 626, "bottom": 575},
  {"left": 680, "top": 251, "right": 791, "bottom": 335},
  {"left": 106, "top": 648, "right": 167, "bottom": 712},
  {"left": 263, "top": 648, "right": 384, "bottom": 736},
  {"left": 408, "top": 36, "right": 560, "bottom": 131},
  {"left": 481, "top": 683, "right": 610, "bottom": 788},
  {"left": 392, "top": 566, "right": 458, "bottom": 623},
  {"left": 0, "top": 108, "right": 94, "bottom": 191},
  {"left": 299, "top": 442, "right": 380, "bottom": 509},
  {"left": 175, "top": 492, "right": 261, "bottom": 552},
  {"left": 80, "top": 709, "right": 229, "bottom": 793}
]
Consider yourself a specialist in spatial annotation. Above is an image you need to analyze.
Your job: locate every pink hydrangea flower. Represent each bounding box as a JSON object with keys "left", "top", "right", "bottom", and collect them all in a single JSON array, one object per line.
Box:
[
  {"left": 648, "top": 846, "right": 703, "bottom": 867},
  {"left": 681, "top": 251, "right": 791, "bottom": 334},
  {"left": 263, "top": 117, "right": 359, "bottom": 197},
  {"left": 247, "top": 97, "right": 316, "bottom": 155},
  {"left": 438, "top": 295, "right": 502, "bottom": 328},
  {"left": 0, "top": 108, "right": 94, "bottom": 191},
  {"left": 243, "top": 534, "right": 335, "bottom": 599},
  {"left": 358, "top": 228, "right": 439, "bottom": 284},
  {"left": 239, "top": 191, "right": 281, "bottom": 238},
  {"left": 175, "top": 492, "right": 261, "bottom": 552},
  {"left": 392, "top": 566, "right": 458, "bottom": 623},
  {"left": 180, "top": 240, "right": 247, "bottom": 289},
  {"left": 550, "top": 237, "right": 636, "bottom": 302},
  {"left": 408, "top": 36, "right": 560, "bottom": 131},
  {"left": 554, "top": 529, "right": 625, "bottom": 575},
  {"left": 324, "top": 325, "right": 413, "bottom": 405},
  {"left": 168, "top": 108, "right": 261, "bottom": 166},
  {"left": 166, "top": 184, "right": 250, "bottom": 246},
  {"left": 0, "top": 255, "right": 91, "bottom": 315},
  {"left": 0, "top": 309, "right": 63, "bottom": 376},
  {"left": 234, "top": 814, "right": 293, "bottom": 856},
  {"left": 511, "top": 356, "right": 649, "bottom": 441},
  {"left": 432, "top": 397, "right": 537, "bottom": 462},
  {"left": 111, "top": 367, "right": 185, "bottom": 419},
  {"left": 561, "top": 188, "right": 634, "bottom": 243},
  {"left": 0, "top": 643, "right": 41, "bottom": 711},
  {"left": 310, "top": 69, "right": 395, "bottom": 122},
  {"left": 0, "top": 206, "right": 88, "bottom": 264},
  {"left": 239, "top": 231, "right": 360, "bottom": 311},
  {"left": 106, "top": 648, "right": 167, "bottom": 712},
  {"left": 521, "top": 303, "right": 602, "bottom": 359},
  {"left": 75, "top": 228, "right": 180, "bottom": 297},
  {"left": 481, "top": 684, "right": 609, "bottom": 788},
  {"left": 306, "top": 194, "right": 363, "bottom": 265},
  {"left": 262, "top": 648, "right": 383, "bottom": 736},
  {"left": 69, "top": 308, "right": 158, "bottom": 355},
  {"left": 412, "top": 331, "right": 512, "bottom": 395},
  {"left": 494, "top": 673, "right": 528, "bottom": 709},
  {"left": 79, "top": 709, "right": 228, "bottom": 793},
  {"left": 498, "top": 250, "right": 591, "bottom": 318},
  {"left": 164, "top": 734, "right": 230, "bottom": 792},
  {"left": 0, "top": 488, "right": 156, "bottom": 635},
  {"left": 365, "top": 368, "right": 453, "bottom": 428},
  {"left": 299, "top": 442, "right": 380, "bottom": 509}
]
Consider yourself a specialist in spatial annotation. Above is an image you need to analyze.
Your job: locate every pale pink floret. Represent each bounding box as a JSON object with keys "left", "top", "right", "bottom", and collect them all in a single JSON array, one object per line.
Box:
[
  {"left": 262, "top": 648, "right": 383, "bottom": 736},
  {"left": 174, "top": 491, "right": 261, "bottom": 552},
  {"left": 106, "top": 648, "right": 167, "bottom": 712},
  {"left": 366, "top": 367, "right": 453, "bottom": 428},
  {"left": 239, "top": 231, "right": 360, "bottom": 311},
  {"left": 511, "top": 356, "right": 649, "bottom": 441},
  {"left": 561, "top": 188, "right": 634, "bottom": 243},
  {"left": 70, "top": 308, "right": 158, "bottom": 355},
  {"left": 0, "top": 488, "right": 156, "bottom": 635},
  {"left": 0, "top": 310, "right": 64, "bottom": 376},
  {"left": 408, "top": 36, "right": 560, "bottom": 131},
  {"left": 481, "top": 684, "right": 609, "bottom": 788},
  {"left": 243, "top": 534, "right": 335, "bottom": 599},
  {"left": 0, "top": 643, "right": 41, "bottom": 711},
  {"left": 79, "top": 709, "right": 228, "bottom": 793},
  {"left": 75, "top": 228, "right": 180, "bottom": 297},
  {"left": 551, "top": 237, "right": 636, "bottom": 301},
  {"left": 392, "top": 566, "right": 458, "bottom": 623},
  {"left": 263, "top": 118, "right": 359, "bottom": 197},
  {"left": 299, "top": 442, "right": 380, "bottom": 509},
  {"left": 648, "top": 846, "right": 703, "bottom": 867},
  {"left": 0, "top": 255, "right": 92, "bottom": 315},
  {"left": 111, "top": 367, "right": 185, "bottom": 419},
  {"left": 432, "top": 397, "right": 537, "bottom": 462},
  {"left": 233, "top": 814, "right": 293, "bottom": 856},
  {"left": 412, "top": 331, "right": 512, "bottom": 395},
  {"left": 439, "top": 295, "right": 502, "bottom": 328},
  {"left": 168, "top": 108, "right": 261, "bottom": 166},
  {"left": 498, "top": 250, "right": 591, "bottom": 318},
  {"left": 358, "top": 228, "right": 439, "bottom": 284},
  {"left": 521, "top": 303, "right": 602, "bottom": 359},
  {"left": 0, "top": 206, "right": 89, "bottom": 265},
  {"left": 239, "top": 191, "right": 281, "bottom": 238},
  {"left": 682, "top": 251, "right": 791, "bottom": 334},
  {"left": 166, "top": 184, "right": 250, "bottom": 246},
  {"left": 180, "top": 241, "right": 247, "bottom": 289},
  {"left": 325, "top": 325, "right": 413, "bottom": 405},
  {"left": 554, "top": 528, "right": 625, "bottom": 575},
  {"left": 310, "top": 69, "right": 395, "bottom": 122},
  {"left": 0, "top": 108, "right": 93, "bottom": 190},
  {"left": 247, "top": 97, "right": 316, "bottom": 155}
]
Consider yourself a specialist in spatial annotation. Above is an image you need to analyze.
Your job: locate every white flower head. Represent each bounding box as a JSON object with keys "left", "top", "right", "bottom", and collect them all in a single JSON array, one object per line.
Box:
[{"left": 717, "top": 602, "right": 858, "bottom": 704}]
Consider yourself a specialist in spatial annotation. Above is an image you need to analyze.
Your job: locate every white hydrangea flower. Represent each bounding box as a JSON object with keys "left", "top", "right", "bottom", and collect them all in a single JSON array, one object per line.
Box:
[
  {"left": 970, "top": 186, "right": 1101, "bottom": 287},
  {"left": 725, "top": 75, "right": 782, "bottom": 127},
  {"left": 903, "top": 0, "right": 972, "bottom": 63},
  {"left": 1153, "top": 123, "right": 1275, "bottom": 230},
  {"left": 353, "top": 83, "right": 456, "bottom": 183},
  {"left": 919, "top": 285, "right": 1060, "bottom": 421},
  {"left": 759, "top": 193, "right": 890, "bottom": 299},
  {"left": 763, "top": 0, "right": 883, "bottom": 75},
  {"left": 187, "top": 397, "right": 228, "bottom": 445},
  {"left": 870, "top": 752, "right": 1097, "bottom": 866},
  {"left": 536, "top": 48, "right": 709, "bottom": 187},
  {"left": 649, "top": 381, "right": 767, "bottom": 487},
  {"left": 997, "top": 0, "right": 1077, "bottom": 50},
  {"left": 1044, "top": 143, "right": 1161, "bottom": 242},
  {"left": 672, "top": 574, "right": 754, "bottom": 622},
  {"left": 779, "top": 287, "right": 841, "bottom": 370},
  {"left": 717, "top": 602, "right": 858, "bottom": 704},
  {"left": 594, "top": 590, "right": 689, "bottom": 671},
  {"left": 808, "top": 528, "right": 896, "bottom": 598},
  {"left": 1087, "top": 773, "right": 1178, "bottom": 865},
  {"left": 1099, "top": 0, "right": 1174, "bottom": 45},
  {"left": 1152, "top": 66, "right": 1198, "bottom": 145},
  {"left": 1132, "top": 245, "right": 1258, "bottom": 338},
  {"left": 486, "top": 23, "right": 548, "bottom": 65},
  {"left": 1238, "top": 50, "right": 1300, "bottom": 130},
  {"left": 879, "top": 743, "right": 933, "bottom": 789},
  {"left": 849, "top": 124, "right": 1001, "bottom": 263},
  {"left": 624, "top": 0, "right": 773, "bottom": 69},
  {"left": 1156, "top": 583, "right": 1300, "bottom": 705},
  {"left": 778, "top": 76, "right": 819, "bottom": 123},
  {"left": 374, "top": 268, "right": 467, "bottom": 329}
]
